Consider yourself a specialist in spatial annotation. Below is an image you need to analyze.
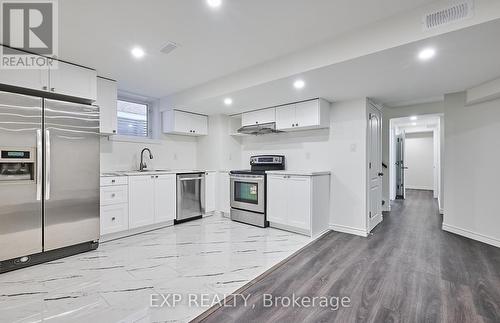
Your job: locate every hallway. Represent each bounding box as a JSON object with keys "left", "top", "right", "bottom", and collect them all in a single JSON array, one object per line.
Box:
[{"left": 196, "top": 190, "right": 500, "bottom": 322}]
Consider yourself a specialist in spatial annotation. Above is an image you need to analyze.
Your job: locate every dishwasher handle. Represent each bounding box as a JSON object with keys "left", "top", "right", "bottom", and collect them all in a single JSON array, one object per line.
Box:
[{"left": 179, "top": 176, "right": 204, "bottom": 181}]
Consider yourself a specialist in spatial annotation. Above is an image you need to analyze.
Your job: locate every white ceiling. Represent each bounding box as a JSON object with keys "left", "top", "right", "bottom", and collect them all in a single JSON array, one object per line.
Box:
[
  {"left": 59, "top": 0, "right": 437, "bottom": 98},
  {"left": 182, "top": 18, "right": 500, "bottom": 115}
]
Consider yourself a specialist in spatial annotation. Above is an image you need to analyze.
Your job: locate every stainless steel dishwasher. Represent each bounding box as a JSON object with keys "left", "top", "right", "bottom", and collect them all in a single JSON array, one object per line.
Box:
[{"left": 175, "top": 172, "right": 205, "bottom": 224}]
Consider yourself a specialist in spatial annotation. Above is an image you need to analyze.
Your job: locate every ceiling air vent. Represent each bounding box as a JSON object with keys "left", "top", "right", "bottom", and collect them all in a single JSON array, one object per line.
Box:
[
  {"left": 423, "top": 0, "right": 474, "bottom": 30},
  {"left": 160, "top": 41, "right": 179, "bottom": 55}
]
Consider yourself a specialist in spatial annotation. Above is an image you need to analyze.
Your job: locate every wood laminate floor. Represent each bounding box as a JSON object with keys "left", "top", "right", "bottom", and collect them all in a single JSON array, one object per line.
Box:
[{"left": 195, "top": 190, "right": 500, "bottom": 323}]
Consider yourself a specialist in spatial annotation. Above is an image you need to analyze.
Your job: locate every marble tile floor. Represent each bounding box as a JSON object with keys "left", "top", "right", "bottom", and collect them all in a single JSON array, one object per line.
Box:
[{"left": 0, "top": 215, "right": 313, "bottom": 323}]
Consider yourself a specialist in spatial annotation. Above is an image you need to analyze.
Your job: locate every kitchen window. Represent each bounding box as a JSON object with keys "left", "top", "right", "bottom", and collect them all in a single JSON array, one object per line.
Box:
[{"left": 117, "top": 99, "right": 150, "bottom": 137}]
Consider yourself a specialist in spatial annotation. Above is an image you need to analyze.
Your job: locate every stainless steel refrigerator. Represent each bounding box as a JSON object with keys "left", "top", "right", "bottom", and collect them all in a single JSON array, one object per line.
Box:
[{"left": 0, "top": 91, "right": 100, "bottom": 273}]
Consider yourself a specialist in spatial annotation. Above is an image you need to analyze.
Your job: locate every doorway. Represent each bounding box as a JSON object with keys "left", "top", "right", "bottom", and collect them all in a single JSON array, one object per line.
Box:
[{"left": 389, "top": 115, "right": 442, "bottom": 206}]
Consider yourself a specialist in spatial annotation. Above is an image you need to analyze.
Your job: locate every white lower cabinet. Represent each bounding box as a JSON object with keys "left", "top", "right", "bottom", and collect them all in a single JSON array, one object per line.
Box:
[
  {"left": 100, "top": 204, "right": 129, "bottom": 235},
  {"left": 154, "top": 175, "right": 176, "bottom": 223},
  {"left": 100, "top": 174, "right": 177, "bottom": 240},
  {"left": 100, "top": 176, "right": 129, "bottom": 236},
  {"left": 267, "top": 173, "right": 330, "bottom": 237},
  {"left": 205, "top": 172, "right": 216, "bottom": 214},
  {"left": 128, "top": 176, "right": 156, "bottom": 229},
  {"left": 218, "top": 171, "right": 231, "bottom": 214},
  {"left": 129, "top": 174, "right": 177, "bottom": 229}
]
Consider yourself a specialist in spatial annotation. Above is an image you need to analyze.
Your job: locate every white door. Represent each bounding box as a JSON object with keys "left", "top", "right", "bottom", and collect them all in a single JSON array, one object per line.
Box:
[
  {"left": 275, "top": 105, "right": 296, "bottom": 130},
  {"left": 288, "top": 176, "right": 311, "bottom": 230},
  {"left": 205, "top": 172, "right": 216, "bottom": 213},
  {"left": 154, "top": 175, "right": 176, "bottom": 223},
  {"left": 294, "top": 100, "right": 319, "bottom": 128},
  {"left": 266, "top": 175, "right": 288, "bottom": 224},
  {"left": 128, "top": 175, "right": 155, "bottom": 228},
  {"left": 368, "top": 104, "right": 383, "bottom": 231},
  {"left": 49, "top": 61, "right": 97, "bottom": 100}
]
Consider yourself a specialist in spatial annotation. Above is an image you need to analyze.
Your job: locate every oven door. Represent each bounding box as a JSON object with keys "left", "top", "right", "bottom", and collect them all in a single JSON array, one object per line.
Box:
[{"left": 230, "top": 174, "right": 265, "bottom": 213}]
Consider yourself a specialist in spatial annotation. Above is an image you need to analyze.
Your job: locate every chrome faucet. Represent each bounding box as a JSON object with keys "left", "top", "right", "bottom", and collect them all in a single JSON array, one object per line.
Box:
[{"left": 140, "top": 148, "right": 153, "bottom": 171}]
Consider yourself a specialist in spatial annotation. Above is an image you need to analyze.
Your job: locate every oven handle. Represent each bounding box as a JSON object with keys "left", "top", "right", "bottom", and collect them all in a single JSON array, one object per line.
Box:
[{"left": 230, "top": 175, "right": 265, "bottom": 180}]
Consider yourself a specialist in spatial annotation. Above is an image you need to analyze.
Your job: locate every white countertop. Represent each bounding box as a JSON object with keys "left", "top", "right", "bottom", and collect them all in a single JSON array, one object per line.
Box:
[
  {"left": 101, "top": 169, "right": 215, "bottom": 177},
  {"left": 266, "top": 170, "right": 331, "bottom": 176}
]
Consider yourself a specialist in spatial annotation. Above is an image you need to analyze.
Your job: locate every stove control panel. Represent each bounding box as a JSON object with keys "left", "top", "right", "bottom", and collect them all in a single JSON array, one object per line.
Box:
[{"left": 250, "top": 155, "right": 284, "bottom": 165}]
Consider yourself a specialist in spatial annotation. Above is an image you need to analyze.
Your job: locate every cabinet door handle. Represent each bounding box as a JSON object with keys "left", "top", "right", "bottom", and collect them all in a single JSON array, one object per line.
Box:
[
  {"left": 50, "top": 88, "right": 55, "bottom": 92},
  {"left": 111, "top": 179, "right": 116, "bottom": 183},
  {"left": 42, "top": 86, "right": 48, "bottom": 90},
  {"left": 111, "top": 217, "right": 116, "bottom": 221},
  {"left": 111, "top": 193, "right": 116, "bottom": 198}
]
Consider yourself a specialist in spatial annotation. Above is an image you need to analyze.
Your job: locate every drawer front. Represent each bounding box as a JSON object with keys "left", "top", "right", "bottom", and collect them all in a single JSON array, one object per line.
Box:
[
  {"left": 100, "top": 185, "right": 128, "bottom": 205},
  {"left": 100, "top": 204, "right": 129, "bottom": 235},
  {"left": 100, "top": 176, "right": 128, "bottom": 187}
]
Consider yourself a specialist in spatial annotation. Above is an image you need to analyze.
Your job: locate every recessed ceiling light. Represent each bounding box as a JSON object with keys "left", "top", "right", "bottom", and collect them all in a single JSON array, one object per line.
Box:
[
  {"left": 224, "top": 98, "right": 233, "bottom": 106},
  {"left": 207, "top": 0, "right": 222, "bottom": 8},
  {"left": 418, "top": 48, "right": 436, "bottom": 61},
  {"left": 131, "top": 47, "right": 145, "bottom": 59},
  {"left": 410, "top": 116, "right": 418, "bottom": 121},
  {"left": 411, "top": 122, "right": 417, "bottom": 126},
  {"left": 294, "top": 80, "right": 305, "bottom": 89}
]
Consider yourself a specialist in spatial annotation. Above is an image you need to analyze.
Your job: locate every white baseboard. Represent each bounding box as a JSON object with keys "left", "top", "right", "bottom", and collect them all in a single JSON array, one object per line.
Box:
[
  {"left": 330, "top": 224, "right": 368, "bottom": 238},
  {"left": 100, "top": 221, "right": 174, "bottom": 243},
  {"left": 442, "top": 223, "right": 500, "bottom": 248}
]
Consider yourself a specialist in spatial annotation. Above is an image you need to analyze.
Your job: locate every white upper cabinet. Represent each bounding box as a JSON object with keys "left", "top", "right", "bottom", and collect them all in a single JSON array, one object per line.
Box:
[
  {"left": 49, "top": 61, "right": 97, "bottom": 101},
  {"left": 0, "top": 48, "right": 48, "bottom": 91},
  {"left": 0, "top": 45, "right": 97, "bottom": 101},
  {"left": 162, "top": 109, "right": 208, "bottom": 136},
  {"left": 241, "top": 108, "right": 276, "bottom": 126},
  {"left": 96, "top": 77, "right": 118, "bottom": 135},
  {"left": 276, "top": 99, "right": 330, "bottom": 131}
]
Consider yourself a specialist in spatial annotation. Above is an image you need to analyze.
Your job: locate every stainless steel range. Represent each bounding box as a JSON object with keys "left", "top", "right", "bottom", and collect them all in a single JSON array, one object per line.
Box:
[{"left": 230, "top": 155, "right": 285, "bottom": 227}]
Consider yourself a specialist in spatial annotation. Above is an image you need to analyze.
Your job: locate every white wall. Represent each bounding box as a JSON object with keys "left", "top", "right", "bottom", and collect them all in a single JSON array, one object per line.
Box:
[
  {"left": 237, "top": 98, "right": 369, "bottom": 236},
  {"left": 197, "top": 115, "right": 242, "bottom": 171},
  {"left": 443, "top": 92, "right": 500, "bottom": 247},
  {"left": 100, "top": 101, "right": 198, "bottom": 172},
  {"left": 404, "top": 132, "right": 434, "bottom": 190}
]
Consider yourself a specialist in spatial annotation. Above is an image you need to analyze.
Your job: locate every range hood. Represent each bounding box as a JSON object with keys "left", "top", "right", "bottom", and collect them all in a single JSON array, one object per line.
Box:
[{"left": 237, "top": 122, "right": 281, "bottom": 135}]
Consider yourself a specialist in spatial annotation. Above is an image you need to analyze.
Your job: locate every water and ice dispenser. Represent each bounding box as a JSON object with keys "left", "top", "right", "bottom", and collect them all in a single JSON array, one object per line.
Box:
[{"left": 0, "top": 147, "right": 36, "bottom": 182}]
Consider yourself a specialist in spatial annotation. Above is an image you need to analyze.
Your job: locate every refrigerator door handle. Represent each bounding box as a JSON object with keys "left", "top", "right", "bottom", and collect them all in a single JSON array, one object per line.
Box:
[
  {"left": 36, "top": 129, "right": 42, "bottom": 201},
  {"left": 45, "top": 129, "right": 51, "bottom": 200}
]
